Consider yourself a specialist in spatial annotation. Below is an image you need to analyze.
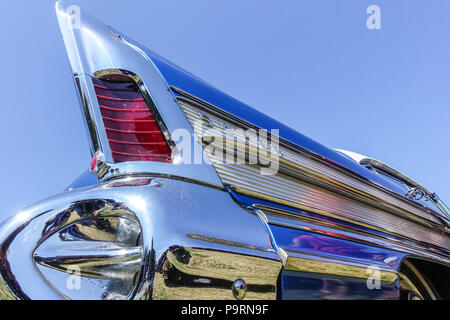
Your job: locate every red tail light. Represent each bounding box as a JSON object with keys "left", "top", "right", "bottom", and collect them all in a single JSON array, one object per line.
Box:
[{"left": 92, "top": 77, "right": 172, "bottom": 163}]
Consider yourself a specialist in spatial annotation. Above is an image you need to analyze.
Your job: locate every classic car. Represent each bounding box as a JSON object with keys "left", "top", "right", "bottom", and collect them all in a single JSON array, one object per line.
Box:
[{"left": 0, "top": 1, "right": 449, "bottom": 300}]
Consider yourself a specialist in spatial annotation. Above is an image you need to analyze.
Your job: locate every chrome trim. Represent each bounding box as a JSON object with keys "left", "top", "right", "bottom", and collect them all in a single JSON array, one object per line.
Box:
[
  {"left": 177, "top": 97, "right": 450, "bottom": 252},
  {"left": 73, "top": 73, "right": 113, "bottom": 161},
  {"left": 284, "top": 251, "right": 398, "bottom": 284},
  {"left": 240, "top": 185, "right": 450, "bottom": 250},
  {"left": 90, "top": 151, "right": 109, "bottom": 178},
  {"left": 257, "top": 205, "right": 450, "bottom": 264},
  {"left": 0, "top": 177, "right": 281, "bottom": 299},
  {"left": 338, "top": 149, "right": 450, "bottom": 220},
  {"left": 432, "top": 193, "right": 450, "bottom": 219},
  {"left": 152, "top": 247, "right": 280, "bottom": 300},
  {"left": 360, "top": 158, "right": 433, "bottom": 196},
  {"left": 55, "top": 1, "right": 222, "bottom": 187},
  {"left": 174, "top": 91, "right": 449, "bottom": 225},
  {"left": 232, "top": 279, "right": 247, "bottom": 300}
]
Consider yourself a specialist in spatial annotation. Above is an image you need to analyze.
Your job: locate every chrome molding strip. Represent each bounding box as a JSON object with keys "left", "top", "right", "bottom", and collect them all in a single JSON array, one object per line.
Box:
[
  {"left": 177, "top": 97, "right": 450, "bottom": 251},
  {"left": 257, "top": 205, "right": 450, "bottom": 263},
  {"left": 283, "top": 250, "right": 399, "bottom": 284},
  {"left": 73, "top": 73, "right": 113, "bottom": 161},
  {"left": 235, "top": 184, "right": 450, "bottom": 250}
]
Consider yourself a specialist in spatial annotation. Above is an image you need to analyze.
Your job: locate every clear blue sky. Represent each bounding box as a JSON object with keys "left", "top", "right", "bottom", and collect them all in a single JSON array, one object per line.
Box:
[{"left": 1, "top": 0, "right": 449, "bottom": 220}]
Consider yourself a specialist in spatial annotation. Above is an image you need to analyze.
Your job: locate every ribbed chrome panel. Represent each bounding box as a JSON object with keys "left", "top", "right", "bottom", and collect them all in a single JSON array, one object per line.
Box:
[
  {"left": 178, "top": 97, "right": 450, "bottom": 250},
  {"left": 229, "top": 169, "right": 450, "bottom": 249}
]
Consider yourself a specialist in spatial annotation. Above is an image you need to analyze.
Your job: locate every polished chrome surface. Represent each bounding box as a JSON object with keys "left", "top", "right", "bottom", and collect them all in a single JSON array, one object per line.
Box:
[
  {"left": 357, "top": 153, "right": 450, "bottom": 218},
  {"left": 232, "top": 279, "right": 247, "bottom": 300},
  {"left": 0, "top": 177, "right": 281, "bottom": 299},
  {"left": 246, "top": 186, "right": 450, "bottom": 250},
  {"left": 257, "top": 205, "right": 450, "bottom": 264},
  {"left": 90, "top": 151, "right": 109, "bottom": 178},
  {"left": 360, "top": 157, "right": 433, "bottom": 196},
  {"left": 337, "top": 149, "right": 450, "bottom": 217},
  {"left": 176, "top": 90, "right": 448, "bottom": 224},
  {"left": 34, "top": 216, "right": 142, "bottom": 300},
  {"left": 55, "top": 1, "right": 222, "bottom": 187},
  {"left": 74, "top": 72, "right": 113, "bottom": 160},
  {"left": 270, "top": 223, "right": 404, "bottom": 299},
  {"left": 284, "top": 255, "right": 398, "bottom": 284},
  {"left": 153, "top": 248, "right": 278, "bottom": 300},
  {"left": 178, "top": 97, "right": 450, "bottom": 251},
  {"left": 432, "top": 193, "right": 450, "bottom": 219}
]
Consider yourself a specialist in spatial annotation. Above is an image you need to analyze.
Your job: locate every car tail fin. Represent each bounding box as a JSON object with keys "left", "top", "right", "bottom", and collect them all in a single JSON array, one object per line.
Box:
[{"left": 55, "top": 1, "right": 221, "bottom": 185}]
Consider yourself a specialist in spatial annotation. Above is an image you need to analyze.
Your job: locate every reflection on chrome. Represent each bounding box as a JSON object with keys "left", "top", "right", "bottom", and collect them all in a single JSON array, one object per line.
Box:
[
  {"left": 0, "top": 178, "right": 281, "bottom": 300},
  {"left": 34, "top": 217, "right": 142, "bottom": 300},
  {"left": 153, "top": 247, "right": 279, "bottom": 300}
]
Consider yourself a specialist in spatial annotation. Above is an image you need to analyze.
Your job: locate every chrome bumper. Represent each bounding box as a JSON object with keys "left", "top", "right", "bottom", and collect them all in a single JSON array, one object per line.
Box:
[{"left": 0, "top": 177, "right": 282, "bottom": 300}]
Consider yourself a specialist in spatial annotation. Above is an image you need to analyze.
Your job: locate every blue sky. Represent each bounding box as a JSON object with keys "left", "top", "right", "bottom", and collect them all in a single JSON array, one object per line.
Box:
[{"left": 1, "top": 0, "right": 449, "bottom": 219}]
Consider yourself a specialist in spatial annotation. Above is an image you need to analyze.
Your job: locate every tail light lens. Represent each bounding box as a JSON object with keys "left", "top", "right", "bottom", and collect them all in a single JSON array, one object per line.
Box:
[{"left": 92, "top": 76, "right": 172, "bottom": 163}]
